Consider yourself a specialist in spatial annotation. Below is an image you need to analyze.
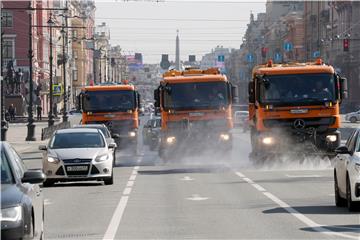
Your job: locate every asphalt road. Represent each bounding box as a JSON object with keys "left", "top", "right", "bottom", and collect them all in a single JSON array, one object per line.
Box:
[{"left": 15, "top": 118, "right": 360, "bottom": 240}]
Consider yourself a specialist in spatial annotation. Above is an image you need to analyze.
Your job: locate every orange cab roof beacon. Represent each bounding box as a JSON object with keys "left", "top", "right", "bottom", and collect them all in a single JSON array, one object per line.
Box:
[
  {"left": 162, "top": 67, "right": 227, "bottom": 84},
  {"left": 82, "top": 84, "right": 135, "bottom": 92}
]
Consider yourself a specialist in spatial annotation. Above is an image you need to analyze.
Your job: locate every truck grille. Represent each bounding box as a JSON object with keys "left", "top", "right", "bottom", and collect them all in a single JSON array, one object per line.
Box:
[{"left": 263, "top": 117, "right": 336, "bottom": 129}]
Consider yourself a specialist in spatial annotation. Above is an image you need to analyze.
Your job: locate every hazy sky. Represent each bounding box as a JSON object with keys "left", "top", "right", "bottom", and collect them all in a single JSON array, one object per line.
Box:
[{"left": 94, "top": 0, "right": 266, "bottom": 63}]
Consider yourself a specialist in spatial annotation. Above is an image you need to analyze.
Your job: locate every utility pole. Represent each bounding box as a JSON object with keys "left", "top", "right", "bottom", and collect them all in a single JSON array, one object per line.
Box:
[
  {"left": 62, "top": 0, "right": 68, "bottom": 122},
  {"left": 25, "top": 3, "right": 36, "bottom": 141},
  {"left": 47, "top": 14, "right": 55, "bottom": 127}
]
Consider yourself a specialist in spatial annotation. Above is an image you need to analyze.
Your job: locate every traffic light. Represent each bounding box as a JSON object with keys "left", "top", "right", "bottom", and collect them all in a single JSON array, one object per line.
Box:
[{"left": 343, "top": 39, "right": 350, "bottom": 52}]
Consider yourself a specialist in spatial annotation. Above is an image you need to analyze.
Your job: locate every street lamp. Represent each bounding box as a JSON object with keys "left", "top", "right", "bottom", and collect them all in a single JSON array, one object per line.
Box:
[
  {"left": 1, "top": 29, "right": 8, "bottom": 141},
  {"left": 47, "top": 15, "right": 55, "bottom": 127},
  {"left": 25, "top": 5, "right": 36, "bottom": 141},
  {"left": 61, "top": 26, "right": 68, "bottom": 122}
]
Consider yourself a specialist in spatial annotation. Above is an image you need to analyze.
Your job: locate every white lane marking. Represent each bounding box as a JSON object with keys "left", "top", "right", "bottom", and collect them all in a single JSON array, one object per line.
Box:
[
  {"left": 129, "top": 174, "right": 137, "bottom": 181},
  {"left": 126, "top": 180, "right": 134, "bottom": 187},
  {"left": 103, "top": 156, "right": 142, "bottom": 240},
  {"left": 186, "top": 194, "right": 209, "bottom": 201},
  {"left": 285, "top": 174, "right": 322, "bottom": 178},
  {"left": 44, "top": 199, "right": 52, "bottom": 206},
  {"left": 180, "top": 176, "right": 194, "bottom": 181},
  {"left": 235, "top": 171, "right": 358, "bottom": 240},
  {"left": 103, "top": 196, "right": 129, "bottom": 239},
  {"left": 123, "top": 187, "right": 132, "bottom": 195}
]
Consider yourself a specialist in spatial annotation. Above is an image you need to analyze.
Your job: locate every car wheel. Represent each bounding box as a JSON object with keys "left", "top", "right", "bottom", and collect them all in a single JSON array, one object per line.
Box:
[
  {"left": 334, "top": 172, "right": 346, "bottom": 207},
  {"left": 350, "top": 116, "right": 357, "bottom": 123},
  {"left": 104, "top": 172, "right": 114, "bottom": 185},
  {"left": 42, "top": 179, "right": 54, "bottom": 188},
  {"left": 346, "top": 175, "right": 358, "bottom": 211},
  {"left": 25, "top": 212, "right": 34, "bottom": 239}
]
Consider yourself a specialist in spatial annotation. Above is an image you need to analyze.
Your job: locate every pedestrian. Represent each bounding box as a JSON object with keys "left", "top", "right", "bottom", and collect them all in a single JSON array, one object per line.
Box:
[
  {"left": 53, "top": 103, "right": 58, "bottom": 117},
  {"left": 8, "top": 104, "right": 16, "bottom": 121},
  {"left": 36, "top": 105, "right": 42, "bottom": 121}
]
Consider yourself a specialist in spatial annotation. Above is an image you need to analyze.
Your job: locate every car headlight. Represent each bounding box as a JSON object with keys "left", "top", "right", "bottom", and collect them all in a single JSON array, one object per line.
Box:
[
  {"left": 95, "top": 154, "right": 110, "bottom": 162},
  {"left": 128, "top": 131, "right": 136, "bottom": 137},
  {"left": 220, "top": 133, "right": 230, "bottom": 141},
  {"left": 326, "top": 135, "right": 337, "bottom": 142},
  {"left": 1, "top": 206, "right": 22, "bottom": 222},
  {"left": 166, "top": 136, "right": 176, "bottom": 145},
  {"left": 262, "top": 137, "right": 274, "bottom": 145},
  {"left": 47, "top": 156, "right": 60, "bottom": 164},
  {"left": 355, "top": 163, "right": 360, "bottom": 173}
]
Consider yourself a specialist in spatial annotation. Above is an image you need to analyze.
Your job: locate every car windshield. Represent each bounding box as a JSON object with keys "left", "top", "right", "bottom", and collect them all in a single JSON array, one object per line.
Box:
[
  {"left": 163, "top": 82, "right": 229, "bottom": 110},
  {"left": 83, "top": 90, "right": 135, "bottom": 112},
  {"left": 1, "top": 148, "right": 14, "bottom": 184},
  {"left": 50, "top": 132, "right": 105, "bottom": 149},
  {"left": 259, "top": 73, "right": 336, "bottom": 106}
]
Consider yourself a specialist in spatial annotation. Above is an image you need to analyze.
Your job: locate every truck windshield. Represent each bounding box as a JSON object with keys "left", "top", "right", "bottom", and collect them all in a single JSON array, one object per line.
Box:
[
  {"left": 163, "top": 82, "right": 229, "bottom": 110},
  {"left": 259, "top": 73, "right": 336, "bottom": 106},
  {"left": 83, "top": 90, "right": 135, "bottom": 112}
]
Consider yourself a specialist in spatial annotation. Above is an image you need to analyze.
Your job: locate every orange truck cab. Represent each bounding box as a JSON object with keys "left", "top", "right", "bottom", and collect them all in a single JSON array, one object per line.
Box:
[
  {"left": 154, "top": 68, "right": 238, "bottom": 160},
  {"left": 248, "top": 59, "right": 348, "bottom": 160},
  {"left": 78, "top": 83, "right": 141, "bottom": 151}
]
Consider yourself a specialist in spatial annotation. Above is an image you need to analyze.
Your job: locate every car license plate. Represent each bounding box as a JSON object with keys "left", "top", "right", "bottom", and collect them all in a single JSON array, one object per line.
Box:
[{"left": 66, "top": 166, "right": 88, "bottom": 171}]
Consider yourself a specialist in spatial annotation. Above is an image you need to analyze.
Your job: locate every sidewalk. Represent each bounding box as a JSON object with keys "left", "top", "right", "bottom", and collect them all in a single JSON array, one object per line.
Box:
[{"left": 6, "top": 115, "right": 81, "bottom": 154}]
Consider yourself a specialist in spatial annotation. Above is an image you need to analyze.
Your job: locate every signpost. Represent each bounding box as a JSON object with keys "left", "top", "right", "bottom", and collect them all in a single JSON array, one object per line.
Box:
[
  {"left": 284, "top": 42, "right": 293, "bottom": 52},
  {"left": 53, "top": 84, "right": 63, "bottom": 96}
]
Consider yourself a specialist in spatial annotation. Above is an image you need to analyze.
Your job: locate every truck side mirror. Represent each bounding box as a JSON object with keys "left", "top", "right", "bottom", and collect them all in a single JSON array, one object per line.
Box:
[
  {"left": 154, "top": 89, "right": 160, "bottom": 108},
  {"left": 340, "top": 77, "right": 348, "bottom": 100},
  {"left": 137, "top": 92, "right": 141, "bottom": 109},
  {"left": 248, "top": 81, "right": 255, "bottom": 103},
  {"left": 231, "top": 84, "right": 239, "bottom": 103},
  {"left": 77, "top": 93, "right": 83, "bottom": 111}
]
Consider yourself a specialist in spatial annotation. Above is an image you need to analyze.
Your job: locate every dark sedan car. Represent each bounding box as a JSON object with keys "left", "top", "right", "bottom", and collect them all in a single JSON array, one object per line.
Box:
[{"left": 1, "top": 142, "right": 46, "bottom": 240}]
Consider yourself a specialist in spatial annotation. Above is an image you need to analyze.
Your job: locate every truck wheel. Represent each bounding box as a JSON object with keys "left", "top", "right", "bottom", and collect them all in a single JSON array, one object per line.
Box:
[{"left": 350, "top": 117, "right": 357, "bottom": 123}]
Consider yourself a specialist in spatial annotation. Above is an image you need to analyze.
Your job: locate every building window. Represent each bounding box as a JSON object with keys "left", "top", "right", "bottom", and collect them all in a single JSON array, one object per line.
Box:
[
  {"left": 72, "top": 70, "right": 78, "bottom": 81},
  {"left": 72, "top": 30, "right": 77, "bottom": 38},
  {"left": 73, "top": 50, "right": 78, "bottom": 59},
  {"left": 1, "top": 11, "right": 13, "bottom": 27},
  {"left": 3, "top": 39, "right": 14, "bottom": 59}
]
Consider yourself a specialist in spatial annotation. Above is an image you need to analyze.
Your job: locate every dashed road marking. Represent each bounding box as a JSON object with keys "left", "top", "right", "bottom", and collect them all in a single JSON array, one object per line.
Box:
[
  {"left": 103, "top": 156, "right": 142, "bottom": 240},
  {"left": 180, "top": 176, "right": 194, "bottom": 181},
  {"left": 285, "top": 174, "right": 322, "bottom": 178},
  {"left": 186, "top": 194, "right": 209, "bottom": 201},
  {"left": 235, "top": 171, "right": 358, "bottom": 240}
]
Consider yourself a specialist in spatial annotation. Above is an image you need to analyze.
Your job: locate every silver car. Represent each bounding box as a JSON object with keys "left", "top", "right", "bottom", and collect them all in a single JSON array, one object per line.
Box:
[
  {"left": 39, "top": 128, "right": 116, "bottom": 186},
  {"left": 345, "top": 110, "right": 360, "bottom": 123},
  {"left": 73, "top": 124, "right": 119, "bottom": 159}
]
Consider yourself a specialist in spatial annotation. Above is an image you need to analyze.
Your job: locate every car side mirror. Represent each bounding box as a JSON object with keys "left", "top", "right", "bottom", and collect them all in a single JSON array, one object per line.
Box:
[
  {"left": 248, "top": 81, "right": 255, "bottom": 103},
  {"left": 108, "top": 143, "right": 117, "bottom": 149},
  {"left": 39, "top": 145, "right": 47, "bottom": 151},
  {"left": 22, "top": 170, "right": 46, "bottom": 184},
  {"left": 154, "top": 89, "right": 160, "bottom": 108},
  {"left": 111, "top": 134, "right": 120, "bottom": 139},
  {"left": 335, "top": 146, "right": 351, "bottom": 155}
]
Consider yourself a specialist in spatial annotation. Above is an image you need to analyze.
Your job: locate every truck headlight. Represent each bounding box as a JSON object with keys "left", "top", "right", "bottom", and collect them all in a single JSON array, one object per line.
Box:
[
  {"left": 128, "top": 131, "right": 136, "bottom": 137},
  {"left": 47, "top": 156, "right": 60, "bottom": 164},
  {"left": 355, "top": 163, "right": 360, "bottom": 173},
  {"left": 326, "top": 135, "right": 337, "bottom": 142},
  {"left": 95, "top": 154, "right": 110, "bottom": 162},
  {"left": 1, "top": 206, "right": 22, "bottom": 222},
  {"left": 166, "top": 136, "right": 176, "bottom": 144},
  {"left": 262, "top": 137, "right": 274, "bottom": 145},
  {"left": 220, "top": 134, "right": 230, "bottom": 141}
]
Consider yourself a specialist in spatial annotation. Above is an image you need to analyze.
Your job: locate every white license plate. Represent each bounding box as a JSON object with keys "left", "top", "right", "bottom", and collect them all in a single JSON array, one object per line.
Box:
[
  {"left": 189, "top": 112, "right": 204, "bottom": 117},
  {"left": 66, "top": 166, "right": 88, "bottom": 171}
]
